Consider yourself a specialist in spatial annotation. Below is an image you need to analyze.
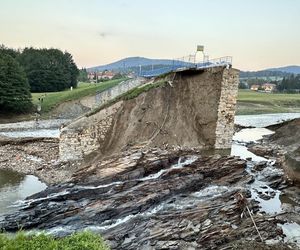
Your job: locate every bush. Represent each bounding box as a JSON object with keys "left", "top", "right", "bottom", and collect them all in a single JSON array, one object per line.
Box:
[{"left": 0, "top": 231, "right": 110, "bottom": 250}]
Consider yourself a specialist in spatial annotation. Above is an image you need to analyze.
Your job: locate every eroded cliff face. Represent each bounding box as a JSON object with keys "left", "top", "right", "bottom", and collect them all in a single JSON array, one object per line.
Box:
[{"left": 59, "top": 66, "right": 239, "bottom": 161}]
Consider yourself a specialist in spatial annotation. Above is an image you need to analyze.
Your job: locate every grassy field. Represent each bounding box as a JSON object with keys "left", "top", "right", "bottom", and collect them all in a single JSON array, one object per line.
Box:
[
  {"left": 237, "top": 90, "right": 300, "bottom": 115},
  {"left": 32, "top": 79, "right": 126, "bottom": 113}
]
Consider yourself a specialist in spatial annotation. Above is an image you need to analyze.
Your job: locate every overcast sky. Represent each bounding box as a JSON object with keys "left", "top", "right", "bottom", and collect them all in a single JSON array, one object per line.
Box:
[{"left": 1, "top": 0, "right": 299, "bottom": 70}]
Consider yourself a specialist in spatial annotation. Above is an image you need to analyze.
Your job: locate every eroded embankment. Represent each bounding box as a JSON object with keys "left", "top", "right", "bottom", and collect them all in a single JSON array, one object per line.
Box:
[
  {"left": 60, "top": 66, "right": 239, "bottom": 161},
  {"left": 0, "top": 147, "right": 294, "bottom": 249}
]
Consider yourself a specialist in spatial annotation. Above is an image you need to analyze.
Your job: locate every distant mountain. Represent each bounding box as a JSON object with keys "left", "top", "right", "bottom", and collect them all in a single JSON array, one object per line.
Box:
[
  {"left": 240, "top": 65, "right": 300, "bottom": 79},
  {"left": 266, "top": 65, "right": 300, "bottom": 74},
  {"left": 88, "top": 57, "right": 176, "bottom": 72},
  {"left": 239, "top": 70, "right": 290, "bottom": 79}
]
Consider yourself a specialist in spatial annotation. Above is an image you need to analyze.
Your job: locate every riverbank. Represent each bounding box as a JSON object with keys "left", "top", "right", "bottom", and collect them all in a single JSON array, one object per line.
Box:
[
  {"left": 0, "top": 137, "right": 81, "bottom": 185},
  {"left": 250, "top": 118, "right": 300, "bottom": 182}
]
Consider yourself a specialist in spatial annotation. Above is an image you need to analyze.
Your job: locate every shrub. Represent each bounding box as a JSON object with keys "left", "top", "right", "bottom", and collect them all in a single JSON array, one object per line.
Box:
[{"left": 0, "top": 231, "right": 110, "bottom": 250}]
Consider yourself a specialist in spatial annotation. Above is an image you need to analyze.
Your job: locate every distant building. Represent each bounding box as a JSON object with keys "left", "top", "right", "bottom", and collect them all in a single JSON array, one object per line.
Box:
[
  {"left": 88, "top": 72, "right": 96, "bottom": 81},
  {"left": 98, "top": 70, "right": 115, "bottom": 80},
  {"left": 87, "top": 71, "right": 116, "bottom": 82},
  {"left": 250, "top": 84, "right": 260, "bottom": 91},
  {"left": 262, "top": 83, "right": 276, "bottom": 93}
]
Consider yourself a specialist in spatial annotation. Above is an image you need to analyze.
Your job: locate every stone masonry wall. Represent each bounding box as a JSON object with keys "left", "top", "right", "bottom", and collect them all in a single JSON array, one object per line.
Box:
[
  {"left": 59, "top": 102, "right": 123, "bottom": 161},
  {"left": 51, "top": 78, "right": 144, "bottom": 119},
  {"left": 214, "top": 68, "right": 239, "bottom": 148},
  {"left": 93, "top": 78, "right": 144, "bottom": 108}
]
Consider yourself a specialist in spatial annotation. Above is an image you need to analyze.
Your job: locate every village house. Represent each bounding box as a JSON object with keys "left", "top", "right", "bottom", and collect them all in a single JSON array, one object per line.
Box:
[
  {"left": 87, "top": 71, "right": 116, "bottom": 82},
  {"left": 250, "top": 84, "right": 260, "bottom": 91},
  {"left": 98, "top": 70, "right": 116, "bottom": 80},
  {"left": 262, "top": 83, "right": 277, "bottom": 93}
]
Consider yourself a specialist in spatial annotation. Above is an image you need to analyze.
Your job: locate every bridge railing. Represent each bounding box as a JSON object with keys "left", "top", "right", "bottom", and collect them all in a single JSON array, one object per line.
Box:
[{"left": 139, "top": 56, "right": 232, "bottom": 77}]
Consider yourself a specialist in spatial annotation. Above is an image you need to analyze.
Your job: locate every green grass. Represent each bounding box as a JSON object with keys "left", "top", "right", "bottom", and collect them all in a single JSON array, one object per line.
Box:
[
  {"left": 237, "top": 89, "right": 300, "bottom": 115},
  {"left": 121, "top": 81, "right": 166, "bottom": 100},
  {"left": 0, "top": 231, "right": 109, "bottom": 250},
  {"left": 31, "top": 79, "right": 126, "bottom": 113}
]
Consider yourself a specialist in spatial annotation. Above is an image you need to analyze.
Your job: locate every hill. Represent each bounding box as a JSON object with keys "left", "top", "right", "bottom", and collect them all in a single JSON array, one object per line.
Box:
[
  {"left": 240, "top": 65, "right": 300, "bottom": 79},
  {"left": 267, "top": 65, "right": 300, "bottom": 74},
  {"left": 88, "top": 57, "right": 176, "bottom": 72}
]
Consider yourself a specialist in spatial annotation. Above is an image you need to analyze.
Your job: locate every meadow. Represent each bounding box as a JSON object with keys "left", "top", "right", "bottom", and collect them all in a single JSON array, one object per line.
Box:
[{"left": 237, "top": 90, "right": 300, "bottom": 115}]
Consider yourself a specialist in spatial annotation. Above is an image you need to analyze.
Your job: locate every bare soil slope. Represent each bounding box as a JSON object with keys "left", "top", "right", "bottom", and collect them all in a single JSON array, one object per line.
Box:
[{"left": 103, "top": 68, "right": 225, "bottom": 155}]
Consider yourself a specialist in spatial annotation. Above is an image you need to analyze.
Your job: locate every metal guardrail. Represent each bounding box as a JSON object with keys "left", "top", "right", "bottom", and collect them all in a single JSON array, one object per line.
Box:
[{"left": 139, "top": 56, "right": 232, "bottom": 78}]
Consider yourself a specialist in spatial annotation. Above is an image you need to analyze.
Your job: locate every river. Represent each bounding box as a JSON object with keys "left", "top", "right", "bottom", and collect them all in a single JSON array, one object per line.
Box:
[
  {"left": 233, "top": 113, "right": 300, "bottom": 245},
  {"left": 0, "top": 113, "right": 300, "bottom": 244}
]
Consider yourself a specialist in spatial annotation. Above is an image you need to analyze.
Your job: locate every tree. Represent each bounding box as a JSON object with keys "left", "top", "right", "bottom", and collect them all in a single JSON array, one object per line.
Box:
[
  {"left": 0, "top": 44, "right": 19, "bottom": 59},
  {"left": 17, "top": 48, "right": 79, "bottom": 92},
  {"left": 239, "top": 81, "right": 248, "bottom": 89},
  {"left": 0, "top": 50, "right": 32, "bottom": 113},
  {"left": 78, "top": 68, "right": 89, "bottom": 82},
  {"left": 278, "top": 75, "right": 300, "bottom": 92},
  {"left": 63, "top": 51, "right": 79, "bottom": 88}
]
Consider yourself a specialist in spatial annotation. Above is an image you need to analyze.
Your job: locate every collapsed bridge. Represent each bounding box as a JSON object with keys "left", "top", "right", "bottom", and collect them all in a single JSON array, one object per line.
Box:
[{"left": 59, "top": 65, "right": 239, "bottom": 161}]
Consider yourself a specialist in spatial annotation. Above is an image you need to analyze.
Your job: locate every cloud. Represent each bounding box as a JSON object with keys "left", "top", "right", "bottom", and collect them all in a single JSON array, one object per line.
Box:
[{"left": 98, "top": 32, "right": 110, "bottom": 39}]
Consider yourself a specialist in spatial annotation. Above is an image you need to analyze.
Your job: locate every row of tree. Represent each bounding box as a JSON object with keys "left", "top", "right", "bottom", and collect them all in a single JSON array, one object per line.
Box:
[
  {"left": 277, "top": 75, "right": 300, "bottom": 92},
  {"left": 240, "top": 70, "right": 290, "bottom": 78},
  {"left": 0, "top": 45, "right": 79, "bottom": 113}
]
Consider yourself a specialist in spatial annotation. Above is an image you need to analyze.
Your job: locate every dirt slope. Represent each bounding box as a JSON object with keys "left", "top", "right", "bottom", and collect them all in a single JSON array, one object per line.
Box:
[{"left": 103, "top": 69, "right": 224, "bottom": 155}]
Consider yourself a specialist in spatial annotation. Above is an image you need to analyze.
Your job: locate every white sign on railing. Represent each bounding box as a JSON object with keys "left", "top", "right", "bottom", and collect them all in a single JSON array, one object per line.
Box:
[{"left": 197, "top": 45, "right": 204, "bottom": 52}]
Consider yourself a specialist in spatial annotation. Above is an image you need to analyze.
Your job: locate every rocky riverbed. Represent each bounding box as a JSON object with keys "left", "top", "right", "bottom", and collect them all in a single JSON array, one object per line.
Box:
[
  {"left": 246, "top": 118, "right": 300, "bottom": 182},
  {"left": 1, "top": 115, "right": 300, "bottom": 249},
  {"left": 0, "top": 146, "right": 299, "bottom": 249},
  {"left": 0, "top": 137, "right": 81, "bottom": 184}
]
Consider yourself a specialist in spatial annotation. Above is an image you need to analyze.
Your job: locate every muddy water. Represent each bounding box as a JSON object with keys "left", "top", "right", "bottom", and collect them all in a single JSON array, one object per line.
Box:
[{"left": 0, "top": 169, "right": 47, "bottom": 215}]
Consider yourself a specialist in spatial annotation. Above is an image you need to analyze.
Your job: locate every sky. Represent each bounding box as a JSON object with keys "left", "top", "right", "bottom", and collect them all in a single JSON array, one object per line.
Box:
[{"left": 0, "top": 0, "right": 299, "bottom": 71}]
